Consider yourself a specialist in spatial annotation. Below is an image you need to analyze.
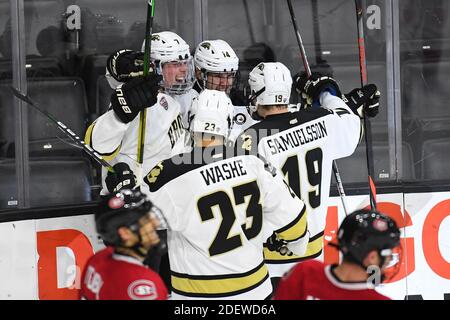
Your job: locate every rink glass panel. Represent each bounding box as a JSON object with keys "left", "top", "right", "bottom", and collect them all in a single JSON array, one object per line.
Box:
[
  {"left": 2, "top": 0, "right": 195, "bottom": 209},
  {"left": 0, "top": 0, "right": 18, "bottom": 210},
  {"left": 399, "top": 0, "right": 450, "bottom": 183},
  {"left": 3, "top": 0, "right": 450, "bottom": 210},
  {"left": 207, "top": 0, "right": 392, "bottom": 188}
]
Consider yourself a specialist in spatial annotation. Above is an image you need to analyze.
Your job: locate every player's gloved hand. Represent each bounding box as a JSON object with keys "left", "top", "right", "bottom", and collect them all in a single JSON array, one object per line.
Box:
[
  {"left": 106, "top": 49, "right": 145, "bottom": 82},
  {"left": 266, "top": 233, "right": 293, "bottom": 256},
  {"left": 342, "top": 84, "right": 380, "bottom": 118},
  {"left": 110, "top": 74, "right": 162, "bottom": 123},
  {"left": 294, "top": 72, "right": 342, "bottom": 108},
  {"left": 105, "top": 162, "right": 137, "bottom": 193}
]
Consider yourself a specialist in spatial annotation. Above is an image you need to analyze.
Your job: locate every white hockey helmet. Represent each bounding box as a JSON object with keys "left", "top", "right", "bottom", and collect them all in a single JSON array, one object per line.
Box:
[
  {"left": 190, "top": 89, "right": 234, "bottom": 139},
  {"left": 194, "top": 40, "right": 239, "bottom": 73},
  {"left": 142, "top": 31, "right": 194, "bottom": 94},
  {"left": 247, "top": 62, "right": 292, "bottom": 116},
  {"left": 194, "top": 40, "right": 239, "bottom": 92}
]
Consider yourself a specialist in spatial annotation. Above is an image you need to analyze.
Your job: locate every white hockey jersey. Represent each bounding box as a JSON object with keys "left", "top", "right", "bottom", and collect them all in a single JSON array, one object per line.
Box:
[
  {"left": 173, "top": 88, "right": 199, "bottom": 129},
  {"left": 85, "top": 92, "right": 189, "bottom": 196},
  {"left": 236, "top": 92, "right": 361, "bottom": 277},
  {"left": 144, "top": 147, "right": 308, "bottom": 299}
]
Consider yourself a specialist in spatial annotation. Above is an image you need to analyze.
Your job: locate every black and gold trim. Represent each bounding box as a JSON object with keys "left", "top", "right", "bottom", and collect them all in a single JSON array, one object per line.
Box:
[
  {"left": 264, "top": 231, "right": 324, "bottom": 264},
  {"left": 171, "top": 262, "right": 269, "bottom": 298},
  {"left": 146, "top": 146, "right": 235, "bottom": 192},
  {"left": 84, "top": 122, "right": 122, "bottom": 161},
  {"left": 275, "top": 205, "right": 307, "bottom": 242}
]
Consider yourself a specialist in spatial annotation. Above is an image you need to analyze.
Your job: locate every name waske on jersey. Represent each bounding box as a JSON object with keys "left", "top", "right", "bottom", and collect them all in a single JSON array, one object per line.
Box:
[{"left": 200, "top": 159, "right": 247, "bottom": 185}]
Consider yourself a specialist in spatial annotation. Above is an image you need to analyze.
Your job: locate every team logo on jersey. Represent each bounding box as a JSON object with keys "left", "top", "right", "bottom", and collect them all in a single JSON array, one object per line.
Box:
[
  {"left": 372, "top": 218, "right": 388, "bottom": 232},
  {"left": 160, "top": 97, "right": 168, "bottom": 110},
  {"left": 234, "top": 113, "right": 246, "bottom": 125},
  {"left": 127, "top": 279, "right": 158, "bottom": 300},
  {"left": 241, "top": 134, "right": 252, "bottom": 152},
  {"left": 146, "top": 162, "right": 164, "bottom": 184}
]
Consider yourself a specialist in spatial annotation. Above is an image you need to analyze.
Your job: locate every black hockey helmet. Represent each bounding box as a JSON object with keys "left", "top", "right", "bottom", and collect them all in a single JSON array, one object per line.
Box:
[
  {"left": 337, "top": 209, "right": 400, "bottom": 266},
  {"left": 95, "top": 189, "right": 156, "bottom": 247}
]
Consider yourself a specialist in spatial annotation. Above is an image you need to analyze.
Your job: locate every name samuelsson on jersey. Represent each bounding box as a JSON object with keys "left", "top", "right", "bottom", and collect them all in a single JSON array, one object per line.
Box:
[
  {"left": 266, "top": 120, "right": 328, "bottom": 155},
  {"left": 200, "top": 159, "right": 247, "bottom": 186}
]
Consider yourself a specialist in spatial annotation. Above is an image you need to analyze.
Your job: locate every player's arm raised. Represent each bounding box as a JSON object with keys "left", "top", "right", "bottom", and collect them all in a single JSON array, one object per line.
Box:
[
  {"left": 85, "top": 50, "right": 161, "bottom": 159},
  {"left": 295, "top": 72, "right": 376, "bottom": 159}
]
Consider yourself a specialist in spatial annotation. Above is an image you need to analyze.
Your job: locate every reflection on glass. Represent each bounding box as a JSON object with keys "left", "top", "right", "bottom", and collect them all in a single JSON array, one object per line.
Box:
[
  {"left": 400, "top": 0, "right": 450, "bottom": 182},
  {"left": 208, "top": 0, "right": 390, "bottom": 185}
]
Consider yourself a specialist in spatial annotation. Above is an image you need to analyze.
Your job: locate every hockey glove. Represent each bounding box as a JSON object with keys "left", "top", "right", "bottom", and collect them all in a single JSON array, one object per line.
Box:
[
  {"left": 294, "top": 72, "right": 342, "bottom": 108},
  {"left": 342, "top": 84, "right": 380, "bottom": 118},
  {"left": 105, "top": 162, "right": 137, "bottom": 193},
  {"left": 266, "top": 233, "right": 293, "bottom": 256},
  {"left": 106, "top": 49, "right": 145, "bottom": 82},
  {"left": 110, "top": 74, "right": 162, "bottom": 123}
]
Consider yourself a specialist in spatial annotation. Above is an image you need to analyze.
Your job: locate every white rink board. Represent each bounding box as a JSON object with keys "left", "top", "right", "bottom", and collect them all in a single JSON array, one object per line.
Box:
[
  {"left": 0, "top": 220, "right": 37, "bottom": 299},
  {"left": 328, "top": 192, "right": 450, "bottom": 300}
]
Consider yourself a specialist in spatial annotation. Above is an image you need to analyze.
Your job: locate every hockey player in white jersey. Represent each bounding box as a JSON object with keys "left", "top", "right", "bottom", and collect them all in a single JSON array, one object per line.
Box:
[
  {"left": 192, "top": 39, "right": 256, "bottom": 141},
  {"left": 85, "top": 31, "right": 195, "bottom": 196},
  {"left": 140, "top": 89, "right": 310, "bottom": 299},
  {"left": 236, "top": 62, "right": 380, "bottom": 288},
  {"left": 193, "top": 39, "right": 239, "bottom": 95}
]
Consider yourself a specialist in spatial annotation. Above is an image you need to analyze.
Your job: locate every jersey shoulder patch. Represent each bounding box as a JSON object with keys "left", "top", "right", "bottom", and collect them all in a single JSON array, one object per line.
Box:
[{"left": 145, "top": 152, "right": 207, "bottom": 192}]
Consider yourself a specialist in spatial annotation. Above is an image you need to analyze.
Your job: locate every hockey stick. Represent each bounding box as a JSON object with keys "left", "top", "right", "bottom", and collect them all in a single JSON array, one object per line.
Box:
[
  {"left": 10, "top": 86, "right": 115, "bottom": 173},
  {"left": 355, "top": 0, "right": 377, "bottom": 210},
  {"left": 286, "top": 0, "right": 349, "bottom": 216},
  {"left": 136, "top": 0, "right": 156, "bottom": 184}
]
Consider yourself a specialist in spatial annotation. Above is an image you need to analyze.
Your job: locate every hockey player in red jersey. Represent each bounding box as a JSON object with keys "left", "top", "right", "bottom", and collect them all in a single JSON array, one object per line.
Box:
[
  {"left": 80, "top": 189, "right": 168, "bottom": 300},
  {"left": 273, "top": 209, "right": 401, "bottom": 300}
]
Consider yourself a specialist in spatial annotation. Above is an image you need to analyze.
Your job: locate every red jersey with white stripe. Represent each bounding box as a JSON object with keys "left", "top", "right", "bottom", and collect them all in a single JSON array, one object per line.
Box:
[
  {"left": 80, "top": 247, "right": 168, "bottom": 300},
  {"left": 273, "top": 260, "right": 390, "bottom": 300}
]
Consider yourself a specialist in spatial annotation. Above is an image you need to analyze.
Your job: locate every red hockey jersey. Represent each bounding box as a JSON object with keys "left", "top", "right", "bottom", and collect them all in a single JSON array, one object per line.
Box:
[
  {"left": 80, "top": 247, "right": 168, "bottom": 300},
  {"left": 273, "top": 260, "right": 390, "bottom": 300}
]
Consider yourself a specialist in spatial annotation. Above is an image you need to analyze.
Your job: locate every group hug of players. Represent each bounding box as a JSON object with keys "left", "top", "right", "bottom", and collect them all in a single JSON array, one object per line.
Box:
[{"left": 80, "top": 31, "right": 401, "bottom": 300}]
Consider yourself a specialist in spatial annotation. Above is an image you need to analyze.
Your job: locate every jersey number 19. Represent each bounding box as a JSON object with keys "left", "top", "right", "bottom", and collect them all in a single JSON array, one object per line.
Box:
[{"left": 281, "top": 147, "right": 323, "bottom": 209}]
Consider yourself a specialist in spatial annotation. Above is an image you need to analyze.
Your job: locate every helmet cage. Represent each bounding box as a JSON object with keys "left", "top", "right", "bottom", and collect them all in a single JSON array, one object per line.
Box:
[{"left": 154, "top": 56, "right": 195, "bottom": 95}]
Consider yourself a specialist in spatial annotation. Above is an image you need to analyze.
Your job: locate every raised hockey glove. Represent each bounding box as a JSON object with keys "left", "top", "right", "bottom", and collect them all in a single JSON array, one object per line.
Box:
[
  {"left": 342, "top": 84, "right": 380, "bottom": 118},
  {"left": 106, "top": 49, "right": 145, "bottom": 82},
  {"left": 294, "top": 72, "right": 342, "bottom": 108},
  {"left": 266, "top": 233, "right": 293, "bottom": 256},
  {"left": 110, "top": 74, "right": 162, "bottom": 123},
  {"left": 105, "top": 162, "right": 137, "bottom": 193}
]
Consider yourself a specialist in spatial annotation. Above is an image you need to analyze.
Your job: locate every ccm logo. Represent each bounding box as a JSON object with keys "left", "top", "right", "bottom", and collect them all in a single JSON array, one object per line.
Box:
[{"left": 116, "top": 88, "right": 132, "bottom": 114}]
